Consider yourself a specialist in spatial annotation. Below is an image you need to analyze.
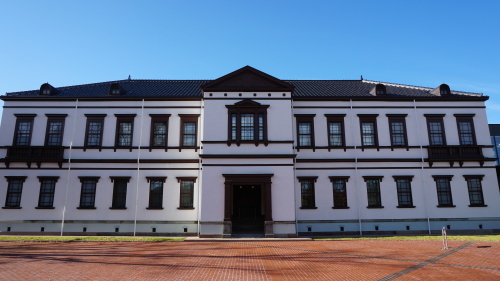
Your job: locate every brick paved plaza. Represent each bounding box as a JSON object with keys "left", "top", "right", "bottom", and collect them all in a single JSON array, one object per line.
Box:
[{"left": 0, "top": 239, "right": 498, "bottom": 280}]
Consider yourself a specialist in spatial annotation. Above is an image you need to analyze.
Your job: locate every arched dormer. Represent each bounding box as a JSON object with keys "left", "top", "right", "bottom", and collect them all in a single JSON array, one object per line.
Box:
[
  {"left": 109, "top": 83, "right": 125, "bottom": 96},
  {"left": 439, "top": 84, "right": 451, "bottom": 95},
  {"left": 430, "top": 83, "right": 451, "bottom": 96},
  {"left": 40, "top": 83, "right": 56, "bottom": 96},
  {"left": 369, "top": 83, "right": 387, "bottom": 96}
]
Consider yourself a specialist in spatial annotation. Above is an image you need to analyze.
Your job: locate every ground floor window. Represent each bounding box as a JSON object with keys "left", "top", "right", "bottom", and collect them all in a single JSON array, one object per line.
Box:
[
  {"left": 329, "top": 176, "right": 349, "bottom": 208},
  {"left": 364, "top": 176, "right": 383, "bottom": 208},
  {"left": 177, "top": 177, "right": 196, "bottom": 209},
  {"left": 298, "top": 177, "right": 317, "bottom": 209},
  {"left": 464, "top": 175, "right": 486, "bottom": 207},
  {"left": 147, "top": 177, "right": 166, "bottom": 209},
  {"left": 393, "top": 176, "right": 414, "bottom": 208},
  {"left": 433, "top": 176, "right": 454, "bottom": 207},
  {"left": 78, "top": 177, "right": 100, "bottom": 209},
  {"left": 4, "top": 176, "right": 26, "bottom": 208},
  {"left": 37, "top": 177, "right": 59, "bottom": 208}
]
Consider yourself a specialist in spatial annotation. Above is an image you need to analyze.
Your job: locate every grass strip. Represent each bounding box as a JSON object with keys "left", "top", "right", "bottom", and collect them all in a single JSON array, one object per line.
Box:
[
  {"left": 0, "top": 236, "right": 185, "bottom": 242},
  {"left": 313, "top": 235, "right": 500, "bottom": 242}
]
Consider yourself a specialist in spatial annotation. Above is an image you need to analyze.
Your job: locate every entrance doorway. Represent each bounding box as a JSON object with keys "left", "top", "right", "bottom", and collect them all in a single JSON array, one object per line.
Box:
[
  {"left": 232, "top": 185, "right": 264, "bottom": 236},
  {"left": 223, "top": 174, "right": 273, "bottom": 238}
]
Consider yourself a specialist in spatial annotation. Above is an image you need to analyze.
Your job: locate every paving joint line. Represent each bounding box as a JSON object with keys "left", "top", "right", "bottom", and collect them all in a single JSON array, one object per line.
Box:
[{"left": 377, "top": 241, "right": 475, "bottom": 281}]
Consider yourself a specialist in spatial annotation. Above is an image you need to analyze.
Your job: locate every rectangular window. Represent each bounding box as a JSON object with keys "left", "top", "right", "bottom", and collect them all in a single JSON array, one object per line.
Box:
[
  {"left": 13, "top": 114, "right": 36, "bottom": 146},
  {"left": 425, "top": 115, "right": 446, "bottom": 146},
  {"left": 177, "top": 177, "right": 196, "bottom": 209},
  {"left": 150, "top": 114, "right": 170, "bottom": 147},
  {"left": 110, "top": 177, "right": 130, "bottom": 209},
  {"left": 298, "top": 177, "right": 317, "bottom": 209},
  {"left": 3, "top": 176, "right": 26, "bottom": 208},
  {"left": 325, "top": 114, "right": 346, "bottom": 147},
  {"left": 387, "top": 114, "right": 408, "bottom": 146},
  {"left": 84, "top": 114, "right": 106, "bottom": 147},
  {"left": 179, "top": 115, "right": 199, "bottom": 147},
  {"left": 115, "top": 114, "right": 136, "bottom": 147},
  {"left": 78, "top": 177, "right": 99, "bottom": 209},
  {"left": 226, "top": 100, "right": 268, "bottom": 143},
  {"left": 295, "top": 115, "right": 316, "bottom": 148},
  {"left": 464, "top": 175, "right": 485, "bottom": 207},
  {"left": 455, "top": 114, "right": 476, "bottom": 145},
  {"left": 358, "top": 115, "right": 379, "bottom": 147},
  {"left": 45, "top": 114, "right": 67, "bottom": 146},
  {"left": 147, "top": 177, "right": 166, "bottom": 209},
  {"left": 329, "top": 176, "right": 349, "bottom": 208},
  {"left": 433, "top": 176, "right": 454, "bottom": 207},
  {"left": 37, "top": 177, "right": 59, "bottom": 208},
  {"left": 364, "top": 176, "right": 383, "bottom": 208},
  {"left": 393, "top": 176, "right": 414, "bottom": 207}
]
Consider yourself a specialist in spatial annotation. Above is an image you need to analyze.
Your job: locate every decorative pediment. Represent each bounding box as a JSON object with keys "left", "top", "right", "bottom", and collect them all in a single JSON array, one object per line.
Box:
[
  {"left": 202, "top": 66, "right": 294, "bottom": 92},
  {"left": 226, "top": 99, "right": 269, "bottom": 109}
]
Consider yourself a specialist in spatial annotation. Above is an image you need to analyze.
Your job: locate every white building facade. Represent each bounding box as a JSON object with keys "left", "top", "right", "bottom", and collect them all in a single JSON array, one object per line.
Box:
[{"left": 0, "top": 66, "right": 499, "bottom": 237}]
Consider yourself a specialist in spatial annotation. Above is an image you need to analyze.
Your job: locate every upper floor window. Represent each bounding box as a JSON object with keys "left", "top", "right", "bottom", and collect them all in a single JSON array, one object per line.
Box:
[
  {"left": 13, "top": 114, "right": 36, "bottom": 146},
  {"left": 78, "top": 177, "right": 100, "bottom": 209},
  {"left": 432, "top": 175, "right": 454, "bottom": 207},
  {"left": 387, "top": 114, "right": 408, "bottom": 147},
  {"left": 150, "top": 114, "right": 170, "bottom": 147},
  {"left": 295, "top": 114, "right": 315, "bottom": 148},
  {"left": 179, "top": 114, "right": 199, "bottom": 148},
  {"left": 37, "top": 176, "right": 59, "bottom": 209},
  {"left": 115, "top": 114, "right": 136, "bottom": 147},
  {"left": 425, "top": 114, "right": 446, "bottom": 146},
  {"left": 325, "top": 114, "right": 346, "bottom": 147},
  {"left": 110, "top": 177, "right": 130, "bottom": 209},
  {"left": 363, "top": 176, "right": 383, "bottom": 208},
  {"left": 147, "top": 177, "right": 166, "bottom": 209},
  {"left": 45, "top": 114, "right": 67, "bottom": 146},
  {"left": 85, "top": 114, "right": 106, "bottom": 147},
  {"left": 463, "top": 175, "right": 486, "bottom": 207},
  {"left": 298, "top": 177, "right": 317, "bottom": 209},
  {"left": 226, "top": 100, "right": 269, "bottom": 144},
  {"left": 329, "top": 176, "right": 349, "bottom": 209},
  {"left": 3, "top": 176, "right": 26, "bottom": 208},
  {"left": 454, "top": 114, "right": 476, "bottom": 145},
  {"left": 177, "top": 177, "right": 196, "bottom": 209},
  {"left": 393, "top": 176, "right": 414, "bottom": 208},
  {"left": 358, "top": 115, "right": 379, "bottom": 147}
]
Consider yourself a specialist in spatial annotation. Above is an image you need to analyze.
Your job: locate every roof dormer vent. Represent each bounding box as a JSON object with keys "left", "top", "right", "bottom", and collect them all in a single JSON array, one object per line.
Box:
[
  {"left": 439, "top": 84, "right": 451, "bottom": 95},
  {"left": 109, "top": 83, "right": 124, "bottom": 96},
  {"left": 40, "top": 83, "right": 56, "bottom": 96},
  {"left": 430, "top": 83, "right": 451, "bottom": 96},
  {"left": 370, "top": 83, "right": 387, "bottom": 96}
]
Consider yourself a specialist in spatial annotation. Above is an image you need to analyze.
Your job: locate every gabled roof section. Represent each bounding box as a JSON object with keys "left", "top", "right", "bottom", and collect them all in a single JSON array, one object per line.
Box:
[{"left": 201, "top": 66, "right": 294, "bottom": 92}]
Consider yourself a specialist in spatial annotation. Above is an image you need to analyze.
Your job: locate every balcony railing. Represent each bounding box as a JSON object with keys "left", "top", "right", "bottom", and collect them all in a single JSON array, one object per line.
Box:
[
  {"left": 5, "top": 146, "right": 64, "bottom": 167},
  {"left": 427, "top": 145, "right": 485, "bottom": 166}
]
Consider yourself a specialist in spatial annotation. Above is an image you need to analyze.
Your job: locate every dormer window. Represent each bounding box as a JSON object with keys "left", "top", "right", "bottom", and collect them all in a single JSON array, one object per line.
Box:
[
  {"left": 375, "top": 84, "right": 387, "bottom": 95},
  {"left": 109, "top": 83, "right": 124, "bottom": 95},
  {"left": 439, "top": 84, "right": 451, "bottom": 95},
  {"left": 40, "top": 83, "right": 56, "bottom": 96}
]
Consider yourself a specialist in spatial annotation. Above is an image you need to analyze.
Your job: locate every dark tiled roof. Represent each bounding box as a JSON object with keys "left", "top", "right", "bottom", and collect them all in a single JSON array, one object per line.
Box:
[
  {"left": 288, "top": 80, "right": 441, "bottom": 97},
  {"left": 5, "top": 79, "right": 481, "bottom": 98},
  {"left": 6, "top": 80, "right": 210, "bottom": 98}
]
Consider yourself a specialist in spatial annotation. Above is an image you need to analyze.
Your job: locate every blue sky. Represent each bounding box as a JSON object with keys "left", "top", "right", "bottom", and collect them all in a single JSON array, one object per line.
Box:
[{"left": 1, "top": 0, "right": 499, "bottom": 123}]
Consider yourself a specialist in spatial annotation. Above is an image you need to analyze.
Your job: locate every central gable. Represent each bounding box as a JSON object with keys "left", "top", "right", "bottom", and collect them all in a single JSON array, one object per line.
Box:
[{"left": 202, "top": 66, "right": 294, "bottom": 92}]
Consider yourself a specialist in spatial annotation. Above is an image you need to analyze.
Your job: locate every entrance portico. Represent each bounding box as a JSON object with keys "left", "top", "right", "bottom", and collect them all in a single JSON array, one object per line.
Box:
[{"left": 223, "top": 174, "right": 273, "bottom": 237}]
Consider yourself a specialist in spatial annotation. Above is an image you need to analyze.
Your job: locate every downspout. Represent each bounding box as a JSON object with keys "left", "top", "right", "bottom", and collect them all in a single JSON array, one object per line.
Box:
[
  {"left": 413, "top": 100, "right": 432, "bottom": 234},
  {"left": 60, "top": 99, "right": 78, "bottom": 236},
  {"left": 197, "top": 97, "right": 204, "bottom": 237},
  {"left": 133, "top": 99, "right": 145, "bottom": 236},
  {"left": 350, "top": 99, "right": 362, "bottom": 236},
  {"left": 291, "top": 95, "right": 299, "bottom": 236}
]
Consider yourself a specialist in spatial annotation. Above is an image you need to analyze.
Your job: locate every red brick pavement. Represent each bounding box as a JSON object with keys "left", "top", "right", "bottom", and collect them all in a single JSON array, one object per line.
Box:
[{"left": 0, "top": 240, "right": 498, "bottom": 280}]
